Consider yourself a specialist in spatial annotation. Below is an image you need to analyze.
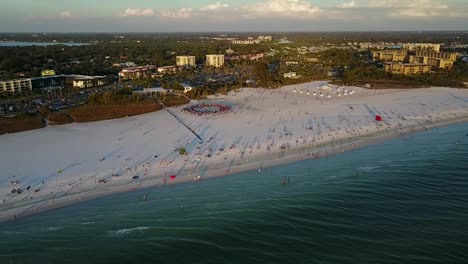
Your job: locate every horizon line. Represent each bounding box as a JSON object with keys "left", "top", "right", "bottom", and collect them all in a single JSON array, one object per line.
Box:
[{"left": 1, "top": 30, "right": 468, "bottom": 34}]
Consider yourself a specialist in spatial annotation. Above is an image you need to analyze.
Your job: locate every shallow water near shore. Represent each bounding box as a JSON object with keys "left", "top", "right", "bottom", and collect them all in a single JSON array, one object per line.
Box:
[{"left": 1, "top": 122, "right": 468, "bottom": 263}]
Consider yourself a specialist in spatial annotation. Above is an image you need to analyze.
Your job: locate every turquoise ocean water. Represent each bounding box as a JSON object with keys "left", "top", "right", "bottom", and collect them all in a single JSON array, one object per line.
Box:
[{"left": 1, "top": 123, "right": 468, "bottom": 263}]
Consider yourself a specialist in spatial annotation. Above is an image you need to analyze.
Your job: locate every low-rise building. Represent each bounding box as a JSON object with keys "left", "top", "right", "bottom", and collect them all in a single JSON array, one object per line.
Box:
[
  {"left": 372, "top": 50, "right": 407, "bottom": 62},
  {"left": 70, "top": 75, "right": 108, "bottom": 89},
  {"left": 307, "top": 58, "right": 319, "bottom": 63},
  {"left": 384, "top": 63, "right": 431, "bottom": 75},
  {"left": 176, "top": 56, "right": 196, "bottom": 67},
  {"left": 226, "top": 47, "right": 235, "bottom": 55},
  {"left": 415, "top": 51, "right": 458, "bottom": 61},
  {"left": 402, "top": 43, "right": 441, "bottom": 52},
  {"left": 409, "top": 56, "right": 455, "bottom": 70},
  {"left": 258, "top": 35, "right": 272, "bottom": 41},
  {"left": 30, "top": 76, "right": 65, "bottom": 90},
  {"left": 0, "top": 79, "right": 32, "bottom": 93},
  {"left": 408, "top": 51, "right": 458, "bottom": 70},
  {"left": 284, "top": 72, "right": 297, "bottom": 78},
  {"left": 182, "top": 83, "right": 193, "bottom": 93},
  {"left": 227, "top": 53, "right": 265, "bottom": 61},
  {"left": 41, "top": 69, "right": 56, "bottom": 76},
  {"left": 157, "top": 66, "right": 177, "bottom": 75},
  {"left": 231, "top": 39, "right": 260, "bottom": 45},
  {"left": 122, "top": 62, "right": 137, "bottom": 68},
  {"left": 118, "top": 65, "right": 156, "bottom": 80},
  {"left": 133, "top": 87, "right": 168, "bottom": 97},
  {"left": 1, "top": 75, "right": 109, "bottom": 93},
  {"left": 206, "top": 55, "right": 224, "bottom": 68}
]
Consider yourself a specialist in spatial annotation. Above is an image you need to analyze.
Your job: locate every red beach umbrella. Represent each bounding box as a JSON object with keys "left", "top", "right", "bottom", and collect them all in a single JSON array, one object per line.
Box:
[
  {"left": 170, "top": 175, "right": 176, "bottom": 180},
  {"left": 375, "top": 115, "right": 382, "bottom": 121}
]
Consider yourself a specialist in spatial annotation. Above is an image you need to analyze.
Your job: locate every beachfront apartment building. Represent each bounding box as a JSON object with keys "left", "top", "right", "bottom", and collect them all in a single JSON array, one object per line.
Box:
[
  {"left": 372, "top": 50, "right": 407, "bottom": 62},
  {"left": 206, "top": 55, "right": 225, "bottom": 68},
  {"left": 0, "top": 79, "right": 32, "bottom": 93},
  {"left": 384, "top": 63, "right": 431, "bottom": 75},
  {"left": 402, "top": 43, "right": 441, "bottom": 52},
  {"left": 415, "top": 51, "right": 458, "bottom": 61},
  {"left": 408, "top": 51, "right": 459, "bottom": 70},
  {"left": 176, "top": 56, "right": 196, "bottom": 67},
  {"left": 409, "top": 56, "right": 455, "bottom": 70},
  {"left": 118, "top": 65, "right": 156, "bottom": 80}
]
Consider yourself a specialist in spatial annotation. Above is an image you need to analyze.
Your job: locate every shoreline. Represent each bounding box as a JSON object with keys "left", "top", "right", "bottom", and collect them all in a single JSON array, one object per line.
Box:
[{"left": 2, "top": 114, "right": 467, "bottom": 224}]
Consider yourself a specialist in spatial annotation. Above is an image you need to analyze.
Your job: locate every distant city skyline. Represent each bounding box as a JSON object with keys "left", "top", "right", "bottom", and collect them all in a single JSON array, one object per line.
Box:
[{"left": 1, "top": 0, "right": 467, "bottom": 32}]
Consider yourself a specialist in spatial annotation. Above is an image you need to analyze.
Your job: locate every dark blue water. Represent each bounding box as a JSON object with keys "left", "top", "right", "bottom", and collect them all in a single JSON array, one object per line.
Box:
[{"left": 1, "top": 123, "right": 468, "bottom": 263}]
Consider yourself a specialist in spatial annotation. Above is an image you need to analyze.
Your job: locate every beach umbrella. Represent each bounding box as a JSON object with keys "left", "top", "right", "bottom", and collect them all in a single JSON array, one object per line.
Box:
[
  {"left": 375, "top": 115, "right": 382, "bottom": 121},
  {"left": 170, "top": 175, "right": 176, "bottom": 180}
]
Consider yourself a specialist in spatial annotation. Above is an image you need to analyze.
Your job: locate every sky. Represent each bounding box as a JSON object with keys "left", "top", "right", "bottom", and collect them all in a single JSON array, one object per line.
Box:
[{"left": 1, "top": 0, "right": 467, "bottom": 32}]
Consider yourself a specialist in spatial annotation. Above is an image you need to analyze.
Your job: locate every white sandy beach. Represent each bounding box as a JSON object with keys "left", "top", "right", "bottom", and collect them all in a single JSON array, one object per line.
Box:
[{"left": 1, "top": 81, "right": 468, "bottom": 222}]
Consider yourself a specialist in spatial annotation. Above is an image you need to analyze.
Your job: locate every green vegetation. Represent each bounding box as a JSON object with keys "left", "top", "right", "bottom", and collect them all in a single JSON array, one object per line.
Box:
[
  {"left": 87, "top": 87, "right": 147, "bottom": 105},
  {"left": 253, "top": 62, "right": 282, "bottom": 88},
  {"left": 178, "top": 147, "right": 187, "bottom": 156},
  {"left": 318, "top": 48, "right": 357, "bottom": 66},
  {"left": 161, "top": 80, "right": 184, "bottom": 91}
]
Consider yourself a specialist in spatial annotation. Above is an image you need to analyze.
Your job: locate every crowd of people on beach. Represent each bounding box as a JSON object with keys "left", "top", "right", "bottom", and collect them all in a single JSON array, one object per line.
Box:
[{"left": 182, "top": 103, "right": 231, "bottom": 115}]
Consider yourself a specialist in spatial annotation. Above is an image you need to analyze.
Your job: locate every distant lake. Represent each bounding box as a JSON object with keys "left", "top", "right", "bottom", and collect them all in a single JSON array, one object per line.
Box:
[{"left": 0, "top": 42, "right": 91, "bottom": 47}]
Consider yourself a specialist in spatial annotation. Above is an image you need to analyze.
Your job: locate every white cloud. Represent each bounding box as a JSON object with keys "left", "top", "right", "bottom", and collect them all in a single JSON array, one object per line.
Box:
[
  {"left": 160, "top": 8, "right": 193, "bottom": 19},
  {"left": 247, "top": 0, "right": 322, "bottom": 17},
  {"left": 337, "top": 0, "right": 452, "bottom": 17},
  {"left": 389, "top": 9, "right": 442, "bottom": 17},
  {"left": 59, "top": 11, "right": 73, "bottom": 19},
  {"left": 121, "top": 8, "right": 155, "bottom": 17},
  {"left": 338, "top": 1, "right": 357, "bottom": 8},
  {"left": 200, "top": 2, "right": 229, "bottom": 11},
  {"left": 382, "top": 0, "right": 448, "bottom": 17},
  {"left": 117, "top": 0, "right": 463, "bottom": 22},
  {"left": 366, "top": 0, "right": 447, "bottom": 9}
]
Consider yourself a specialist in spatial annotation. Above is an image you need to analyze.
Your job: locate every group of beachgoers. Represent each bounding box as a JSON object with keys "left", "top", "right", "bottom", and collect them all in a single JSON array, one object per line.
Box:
[
  {"left": 8, "top": 177, "right": 42, "bottom": 197},
  {"left": 182, "top": 103, "right": 231, "bottom": 115}
]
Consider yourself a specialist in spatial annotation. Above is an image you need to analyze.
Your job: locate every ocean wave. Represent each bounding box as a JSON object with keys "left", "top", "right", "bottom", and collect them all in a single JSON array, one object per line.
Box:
[
  {"left": 357, "top": 166, "right": 381, "bottom": 172},
  {"left": 40, "top": 227, "right": 63, "bottom": 232},
  {"left": 2, "top": 230, "right": 24, "bottom": 235},
  {"left": 80, "top": 221, "right": 96, "bottom": 225},
  {"left": 107, "top": 226, "right": 150, "bottom": 236}
]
